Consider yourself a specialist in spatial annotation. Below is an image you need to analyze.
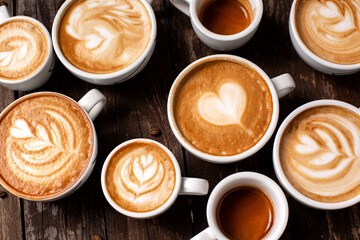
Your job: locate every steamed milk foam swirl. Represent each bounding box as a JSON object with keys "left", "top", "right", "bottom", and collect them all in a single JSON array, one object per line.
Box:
[
  {"left": 59, "top": 0, "right": 151, "bottom": 74},
  {"left": 0, "top": 20, "right": 48, "bottom": 80},
  {"left": 280, "top": 106, "right": 360, "bottom": 203},
  {"left": 105, "top": 141, "right": 176, "bottom": 212},
  {"left": 295, "top": 0, "right": 360, "bottom": 64},
  {"left": 0, "top": 94, "right": 93, "bottom": 198}
]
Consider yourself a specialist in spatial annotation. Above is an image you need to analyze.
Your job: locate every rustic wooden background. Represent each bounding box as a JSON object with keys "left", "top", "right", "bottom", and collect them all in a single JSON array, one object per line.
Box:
[{"left": 1, "top": 0, "right": 360, "bottom": 239}]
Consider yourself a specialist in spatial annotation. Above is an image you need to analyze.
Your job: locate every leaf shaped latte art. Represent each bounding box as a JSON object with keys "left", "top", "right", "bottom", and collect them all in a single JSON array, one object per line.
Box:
[{"left": 281, "top": 108, "right": 360, "bottom": 202}]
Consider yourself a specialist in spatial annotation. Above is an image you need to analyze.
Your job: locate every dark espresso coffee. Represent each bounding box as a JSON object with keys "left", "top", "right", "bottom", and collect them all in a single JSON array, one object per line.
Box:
[
  {"left": 217, "top": 186, "right": 274, "bottom": 240},
  {"left": 199, "top": 0, "right": 252, "bottom": 35}
]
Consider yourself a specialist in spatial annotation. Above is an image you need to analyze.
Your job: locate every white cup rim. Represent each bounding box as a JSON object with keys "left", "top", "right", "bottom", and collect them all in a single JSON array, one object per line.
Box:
[
  {"left": 101, "top": 138, "right": 182, "bottom": 219},
  {"left": 190, "top": 0, "right": 263, "bottom": 41},
  {"left": 273, "top": 99, "right": 360, "bottom": 210},
  {"left": 167, "top": 54, "right": 280, "bottom": 164},
  {"left": 206, "top": 172, "right": 289, "bottom": 240},
  {"left": 51, "top": 0, "right": 157, "bottom": 81},
  {"left": 0, "top": 91, "right": 98, "bottom": 201},
  {"left": 289, "top": 0, "right": 360, "bottom": 70},
  {"left": 0, "top": 16, "right": 53, "bottom": 84}
]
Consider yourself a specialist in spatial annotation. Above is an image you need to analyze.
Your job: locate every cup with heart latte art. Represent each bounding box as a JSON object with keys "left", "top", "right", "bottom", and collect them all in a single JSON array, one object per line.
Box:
[
  {"left": 52, "top": 0, "right": 156, "bottom": 85},
  {"left": 101, "top": 138, "right": 209, "bottom": 218},
  {"left": 167, "top": 55, "right": 296, "bottom": 164}
]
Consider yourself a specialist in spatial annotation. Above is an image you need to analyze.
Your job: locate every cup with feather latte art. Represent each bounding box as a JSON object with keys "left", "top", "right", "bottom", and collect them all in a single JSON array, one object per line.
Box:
[
  {"left": 0, "top": 89, "right": 106, "bottom": 201},
  {"left": 273, "top": 100, "right": 360, "bottom": 210},
  {"left": 289, "top": 0, "right": 360, "bottom": 75},
  {"left": 52, "top": 0, "right": 156, "bottom": 85}
]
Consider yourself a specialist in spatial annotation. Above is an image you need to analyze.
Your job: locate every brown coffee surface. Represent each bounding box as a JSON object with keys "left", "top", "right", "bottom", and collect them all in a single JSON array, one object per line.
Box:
[
  {"left": 0, "top": 19, "right": 48, "bottom": 80},
  {"left": 199, "top": 0, "right": 252, "bottom": 35},
  {"left": 280, "top": 105, "right": 360, "bottom": 203},
  {"left": 217, "top": 186, "right": 274, "bottom": 240},
  {"left": 172, "top": 58, "right": 273, "bottom": 156},
  {"left": 0, "top": 93, "right": 93, "bottom": 200},
  {"left": 105, "top": 140, "right": 176, "bottom": 212},
  {"left": 59, "top": 0, "right": 151, "bottom": 74},
  {"left": 295, "top": 0, "right": 360, "bottom": 65}
]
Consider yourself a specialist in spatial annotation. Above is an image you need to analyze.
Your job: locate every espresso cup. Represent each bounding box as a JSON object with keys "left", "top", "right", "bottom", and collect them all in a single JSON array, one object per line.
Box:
[
  {"left": 167, "top": 54, "right": 295, "bottom": 164},
  {"left": 289, "top": 0, "right": 360, "bottom": 75},
  {"left": 273, "top": 100, "right": 360, "bottom": 210},
  {"left": 170, "top": 0, "right": 263, "bottom": 51},
  {"left": 191, "top": 172, "right": 288, "bottom": 240},
  {"left": 101, "top": 138, "right": 209, "bottom": 219},
  {"left": 0, "top": 5, "right": 54, "bottom": 91},
  {"left": 52, "top": 0, "right": 157, "bottom": 85},
  {"left": 0, "top": 89, "right": 106, "bottom": 201}
]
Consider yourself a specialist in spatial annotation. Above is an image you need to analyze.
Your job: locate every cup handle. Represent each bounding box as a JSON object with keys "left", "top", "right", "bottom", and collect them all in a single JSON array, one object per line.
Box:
[
  {"left": 0, "top": 5, "right": 10, "bottom": 23},
  {"left": 179, "top": 177, "right": 209, "bottom": 195},
  {"left": 191, "top": 227, "right": 217, "bottom": 240},
  {"left": 78, "top": 89, "right": 106, "bottom": 121},
  {"left": 270, "top": 73, "right": 296, "bottom": 99},
  {"left": 170, "top": 0, "right": 191, "bottom": 17}
]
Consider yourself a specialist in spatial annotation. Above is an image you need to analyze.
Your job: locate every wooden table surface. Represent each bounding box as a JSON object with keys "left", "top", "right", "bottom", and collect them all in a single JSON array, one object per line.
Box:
[{"left": 1, "top": 0, "right": 360, "bottom": 239}]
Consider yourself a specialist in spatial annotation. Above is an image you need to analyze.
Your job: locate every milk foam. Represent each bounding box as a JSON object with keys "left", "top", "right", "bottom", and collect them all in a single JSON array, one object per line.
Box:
[
  {"left": 296, "top": 0, "right": 360, "bottom": 64},
  {"left": 280, "top": 107, "right": 360, "bottom": 202},
  {"left": 59, "top": 0, "right": 151, "bottom": 74},
  {"left": 106, "top": 141, "right": 176, "bottom": 212},
  {"left": 0, "top": 20, "right": 48, "bottom": 80},
  {"left": 0, "top": 94, "right": 93, "bottom": 198}
]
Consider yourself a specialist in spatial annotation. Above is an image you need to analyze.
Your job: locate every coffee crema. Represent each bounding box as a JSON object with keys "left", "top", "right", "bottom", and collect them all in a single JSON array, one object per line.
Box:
[
  {"left": 199, "top": 0, "right": 252, "bottom": 35},
  {"left": 172, "top": 58, "right": 273, "bottom": 156},
  {"left": 59, "top": 0, "right": 151, "bottom": 74},
  {"left": 295, "top": 0, "right": 360, "bottom": 65},
  {"left": 105, "top": 140, "right": 176, "bottom": 212},
  {"left": 0, "top": 93, "right": 94, "bottom": 200},
  {"left": 280, "top": 105, "right": 360, "bottom": 203},
  {"left": 0, "top": 19, "right": 48, "bottom": 80}
]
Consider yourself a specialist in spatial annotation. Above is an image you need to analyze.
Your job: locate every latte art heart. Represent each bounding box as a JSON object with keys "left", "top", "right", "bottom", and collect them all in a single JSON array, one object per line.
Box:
[{"left": 105, "top": 141, "right": 176, "bottom": 212}]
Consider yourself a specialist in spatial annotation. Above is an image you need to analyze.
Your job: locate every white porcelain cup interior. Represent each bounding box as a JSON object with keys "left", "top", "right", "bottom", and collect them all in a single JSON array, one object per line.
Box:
[
  {"left": 191, "top": 172, "right": 289, "bottom": 240},
  {"left": 167, "top": 54, "right": 295, "bottom": 164},
  {"left": 101, "top": 138, "right": 209, "bottom": 219}
]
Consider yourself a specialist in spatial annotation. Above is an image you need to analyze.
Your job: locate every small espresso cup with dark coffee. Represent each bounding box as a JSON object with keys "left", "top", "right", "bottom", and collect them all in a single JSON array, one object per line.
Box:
[
  {"left": 0, "top": 89, "right": 106, "bottom": 201},
  {"left": 167, "top": 55, "right": 295, "bottom": 164},
  {"left": 101, "top": 138, "right": 209, "bottom": 219},
  {"left": 289, "top": 0, "right": 360, "bottom": 75},
  {"left": 191, "top": 172, "right": 288, "bottom": 240},
  {"left": 0, "top": 4, "right": 54, "bottom": 91},
  {"left": 170, "top": 0, "right": 263, "bottom": 51},
  {"left": 52, "top": 0, "right": 157, "bottom": 85},
  {"left": 273, "top": 100, "right": 360, "bottom": 210}
]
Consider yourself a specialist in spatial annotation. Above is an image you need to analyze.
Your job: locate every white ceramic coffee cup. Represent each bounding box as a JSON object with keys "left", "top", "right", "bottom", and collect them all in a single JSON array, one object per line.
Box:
[
  {"left": 101, "top": 138, "right": 209, "bottom": 219},
  {"left": 191, "top": 172, "right": 289, "bottom": 240},
  {"left": 273, "top": 99, "right": 360, "bottom": 210},
  {"left": 52, "top": 0, "right": 157, "bottom": 85},
  {"left": 0, "top": 89, "right": 106, "bottom": 201},
  {"left": 170, "top": 0, "right": 263, "bottom": 51},
  {"left": 167, "top": 54, "right": 296, "bottom": 164},
  {"left": 0, "top": 5, "right": 54, "bottom": 91},
  {"left": 289, "top": 0, "right": 360, "bottom": 75}
]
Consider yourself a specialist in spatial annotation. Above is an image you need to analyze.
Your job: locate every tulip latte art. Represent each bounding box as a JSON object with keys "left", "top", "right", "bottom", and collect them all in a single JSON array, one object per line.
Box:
[
  {"left": 59, "top": 0, "right": 151, "bottom": 74},
  {"left": 0, "top": 93, "right": 93, "bottom": 199},
  {"left": 295, "top": 0, "right": 360, "bottom": 64},
  {"left": 173, "top": 58, "right": 273, "bottom": 156},
  {"left": 280, "top": 106, "right": 360, "bottom": 203},
  {"left": 0, "top": 19, "right": 48, "bottom": 80},
  {"left": 105, "top": 141, "right": 176, "bottom": 212}
]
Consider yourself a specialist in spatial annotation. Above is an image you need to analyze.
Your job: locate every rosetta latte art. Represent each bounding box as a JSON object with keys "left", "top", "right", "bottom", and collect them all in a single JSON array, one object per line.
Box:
[
  {"left": 105, "top": 141, "right": 176, "bottom": 212},
  {"left": 0, "top": 94, "right": 93, "bottom": 198},
  {"left": 0, "top": 19, "right": 48, "bottom": 80},
  {"left": 59, "top": 0, "right": 151, "bottom": 74},
  {"left": 280, "top": 106, "right": 360, "bottom": 202},
  {"left": 295, "top": 0, "right": 360, "bottom": 64}
]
